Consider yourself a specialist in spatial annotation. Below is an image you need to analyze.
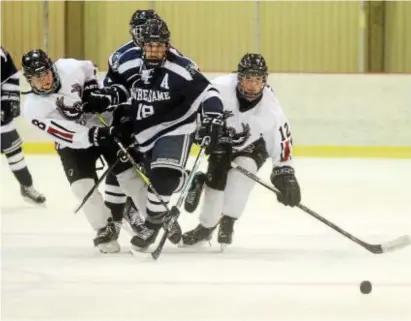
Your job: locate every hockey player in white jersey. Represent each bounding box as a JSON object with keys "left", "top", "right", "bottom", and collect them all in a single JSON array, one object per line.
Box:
[
  {"left": 182, "top": 53, "right": 302, "bottom": 247},
  {"left": 1, "top": 47, "right": 46, "bottom": 204},
  {"left": 21, "top": 49, "right": 133, "bottom": 253}
]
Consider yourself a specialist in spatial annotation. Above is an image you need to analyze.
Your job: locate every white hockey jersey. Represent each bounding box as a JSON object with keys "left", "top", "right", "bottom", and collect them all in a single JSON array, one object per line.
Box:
[
  {"left": 212, "top": 74, "right": 294, "bottom": 168},
  {"left": 23, "top": 58, "right": 112, "bottom": 149}
]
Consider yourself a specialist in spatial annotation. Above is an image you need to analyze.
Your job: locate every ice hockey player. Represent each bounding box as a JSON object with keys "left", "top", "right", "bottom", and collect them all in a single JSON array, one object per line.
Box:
[
  {"left": 182, "top": 53, "right": 302, "bottom": 248},
  {"left": 21, "top": 49, "right": 134, "bottom": 253},
  {"left": 1, "top": 47, "right": 46, "bottom": 204},
  {"left": 83, "top": 19, "right": 226, "bottom": 251},
  {"left": 87, "top": 9, "right": 198, "bottom": 116},
  {"left": 84, "top": 11, "right": 199, "bottom": 236}
]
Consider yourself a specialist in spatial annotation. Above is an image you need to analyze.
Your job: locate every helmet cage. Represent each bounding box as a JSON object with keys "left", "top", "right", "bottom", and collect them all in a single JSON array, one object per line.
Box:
[{"left": 237, "top": 70, "right": 268, "bottom": 101}]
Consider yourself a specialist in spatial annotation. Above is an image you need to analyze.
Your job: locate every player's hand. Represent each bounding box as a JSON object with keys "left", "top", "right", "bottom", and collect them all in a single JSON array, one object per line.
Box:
[
  {"left": 88, "top": 126, "right": 114, "bottom": 147},
  {"left": 270, "top": 166, "right": 301, "bottom": 207},
  {"left": 82, "top": 87, "right": 119, "bottom": 113},
  {"left": 197, "top": 114, "right": 225, "bottom": 154},
  {"left": 1, "top": 95, "right": 20, "bottom": 123}
]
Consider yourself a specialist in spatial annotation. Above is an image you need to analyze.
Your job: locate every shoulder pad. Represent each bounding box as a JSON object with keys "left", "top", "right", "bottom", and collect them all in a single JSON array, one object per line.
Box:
[
  {"left": 185, "top": 63, "right": 199, "bottom": 76},
  {"left": 111, "top": 52, "right": 122, "bottom": 72}
]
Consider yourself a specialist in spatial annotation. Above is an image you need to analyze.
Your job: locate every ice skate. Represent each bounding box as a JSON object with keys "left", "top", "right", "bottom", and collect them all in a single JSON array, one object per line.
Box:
[
  {"left": 218, "top": 215, "right": 236, "bottom": 251},
  {"left": 94, "top": 218, "right": 121, "bottom": 253},
  {"left": 130, "top": 222, "right": 161, "bottom": 252},
  {"left": 21, "top": 185, "right": 46, "bottom": 205},
  {"left": 181, "top": 224, "right": 216, "bottom": 246}
]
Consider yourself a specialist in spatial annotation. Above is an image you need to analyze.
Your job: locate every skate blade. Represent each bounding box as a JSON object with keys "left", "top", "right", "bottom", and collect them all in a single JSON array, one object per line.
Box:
[
  {"left": 178, "top": 239, "right": 212, "bottom": 248},
  {"left": 96, "top": 240, "right": 121, "bottom": 254},
  {"left": 219, "top": 243, "right": 230, "bottom": 252},
  {"left": 130, "top": 245, "right": 150, "bottom": 257}
]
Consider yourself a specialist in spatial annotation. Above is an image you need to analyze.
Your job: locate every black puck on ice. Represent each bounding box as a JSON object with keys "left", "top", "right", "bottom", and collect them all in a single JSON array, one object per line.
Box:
[{"left": 360, "top": 280, "right": 372, "bottom": 294}]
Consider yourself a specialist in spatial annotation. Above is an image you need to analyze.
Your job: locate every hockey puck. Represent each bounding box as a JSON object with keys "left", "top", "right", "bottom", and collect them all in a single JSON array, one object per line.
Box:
[{"left": 360, "top": 281, "right": 372, "bottom": 294}]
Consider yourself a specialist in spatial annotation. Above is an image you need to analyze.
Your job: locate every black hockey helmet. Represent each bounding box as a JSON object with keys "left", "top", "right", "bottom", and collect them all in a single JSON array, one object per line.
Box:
[
  {"left": 22, "top": 49, "right": 60, "bottom": 95},
  {"left": 129, "top": 9, "right": 161, "bottom": 46},
  {"left": 236, "top": 53, "right": 268, "bottom": 101},
  {"left": 141, "top": 19, "right": 170, "bottom": 68}
]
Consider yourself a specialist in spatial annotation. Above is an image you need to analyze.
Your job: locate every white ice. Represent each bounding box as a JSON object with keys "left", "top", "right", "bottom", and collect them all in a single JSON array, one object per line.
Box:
[{"left": 1, "top": 155, "right": 411, "bottom": 321}]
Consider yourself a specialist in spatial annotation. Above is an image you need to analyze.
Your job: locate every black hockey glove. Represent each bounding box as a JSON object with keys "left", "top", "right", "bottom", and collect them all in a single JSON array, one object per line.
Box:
[
  {"left": 1, "top": 95, "right": 20, "bottom": 124},
  {"left": 197, "top": 114, "right": 225, "bottom": 154},
  {"left": 82, "top": 87, "right": 120, "bottom": 114},
  {"left": 109, "top": 104, "right": 135, "bottom": 146},
  {"left": 270, "top": 166, "right": 301, "bottom": 207},
  {"left": 88, "top": 126, "right": 114, "bottom": 147},
  {"left": 80, "top": 80, "right": 100, "bottom": 104}
]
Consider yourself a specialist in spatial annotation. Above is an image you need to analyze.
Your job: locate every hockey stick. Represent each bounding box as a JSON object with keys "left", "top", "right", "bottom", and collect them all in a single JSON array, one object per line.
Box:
[
  {"left": 151, "top": 136, "right": 210, "bottom": 260},
  {"left": 230, "top": 161, "right": 411, "bottom": 254},
  {"left": 73, "top": 158, "right": 120, "bottom": 214}
]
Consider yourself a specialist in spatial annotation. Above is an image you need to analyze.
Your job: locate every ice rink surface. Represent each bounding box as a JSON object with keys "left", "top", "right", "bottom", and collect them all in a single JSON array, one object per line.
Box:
[{"left": 1, "top": 155, "right": 410, "bottom": 321}]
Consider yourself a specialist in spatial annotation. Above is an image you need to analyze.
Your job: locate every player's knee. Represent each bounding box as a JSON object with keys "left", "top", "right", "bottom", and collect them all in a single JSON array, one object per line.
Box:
[
  {"left": 205, "top": 151, "right": 231, "bottom": 191},
  {"left": 149, "top": 167, "right": 181, "bottom": 195},
  {"left": 233, "top": 156, "right": 258, "bottom": 173}
]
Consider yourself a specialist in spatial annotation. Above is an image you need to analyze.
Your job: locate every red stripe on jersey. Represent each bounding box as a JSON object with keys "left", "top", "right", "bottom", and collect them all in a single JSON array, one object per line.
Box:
[
  {"left": 281, "top": 141, "right": 291, "bottom": 162},
  {"left": 47, "top": 126, "right": 74, "bottom": 140}
]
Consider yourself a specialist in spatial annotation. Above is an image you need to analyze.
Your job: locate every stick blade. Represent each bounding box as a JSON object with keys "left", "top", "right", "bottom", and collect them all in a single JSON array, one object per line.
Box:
[{"left": 381, "top": 235, "right": 411, "bottom": 253}]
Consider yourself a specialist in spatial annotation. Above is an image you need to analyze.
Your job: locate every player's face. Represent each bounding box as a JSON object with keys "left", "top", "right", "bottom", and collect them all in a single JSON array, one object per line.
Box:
[
  {"left": 144, "top": 42, "right": 167, "bottom": 60},
  {"left": 31, "top": 71, "right": 54, "bottom": 91},
  {"left": 239, "top": 75, "right": 265, "bottom": 99}
]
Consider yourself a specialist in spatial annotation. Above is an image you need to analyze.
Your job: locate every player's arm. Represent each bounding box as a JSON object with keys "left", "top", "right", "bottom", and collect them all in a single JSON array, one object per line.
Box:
[
  {"left": 23, "top": 101, "right": 113, "bottom": 149},
  {"left": 78, "top": 60, "right": 100, "bottom": 100},
  {"left": 83, "top": 55, "right": 129, "bottom": 114},
  {"left": 268, "top": 109, "right": 301, "bottom": 207},
  {"left": 1, "top": 50, "right": 21, "bottom": 124}
]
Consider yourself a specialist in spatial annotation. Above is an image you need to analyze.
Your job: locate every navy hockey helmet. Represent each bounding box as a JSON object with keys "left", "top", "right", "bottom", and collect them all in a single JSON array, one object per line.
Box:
[
  {"left": 236, "top": 53, "right": 268, "bottom": 101},
  {"left": 141, "top": 19, "right": 170, "bottom": 68},
  {"left": 22, "top": 49, "right": 60, "bottom": 95},
  {"left": 129, "top": 9, "right": 161, "bottom": 46}
]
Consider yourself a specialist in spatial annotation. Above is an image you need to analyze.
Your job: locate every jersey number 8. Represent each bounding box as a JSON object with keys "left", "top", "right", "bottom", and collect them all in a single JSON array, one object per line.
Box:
[{"left": 32, "top": 119, "right": 46, "bottom": 131}]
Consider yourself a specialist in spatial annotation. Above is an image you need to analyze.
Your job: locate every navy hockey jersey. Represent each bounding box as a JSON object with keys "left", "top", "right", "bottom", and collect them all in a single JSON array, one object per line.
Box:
[
  {"left": 120, "top": 54, "right": 221, "bottom": 152},
  {"left": 1, "top": 47, "right": 20, "bottom": 125},
  {"left": 103, "top": 41, "right": 199, "bottom": 104}
]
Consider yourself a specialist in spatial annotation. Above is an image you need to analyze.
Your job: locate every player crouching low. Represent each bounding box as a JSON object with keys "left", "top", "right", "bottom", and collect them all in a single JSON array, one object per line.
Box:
[{"left": 182, "top": 53, "right": 302, "bottom": 249}]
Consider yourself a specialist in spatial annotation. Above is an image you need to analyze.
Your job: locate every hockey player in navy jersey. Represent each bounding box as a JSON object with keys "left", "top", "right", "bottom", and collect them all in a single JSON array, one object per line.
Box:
[
  {"left": 1, "top": 47, "right": 46, "bottom": 204},
  {"left": 83, "top": 19, "right": 229, "bottom": 250},
  {"left": 83, "top": 10, "right": 199, "bottom": 236},
  {"left": 182, "top": 53, "right": 302, "bottom": 248}
]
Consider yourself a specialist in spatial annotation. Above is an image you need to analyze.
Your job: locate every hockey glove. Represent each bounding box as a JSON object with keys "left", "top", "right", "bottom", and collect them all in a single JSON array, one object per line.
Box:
[
  {"left": 270, "top": 166, "right": 301, "bottom": 207},
  {"left": 197, "top": 115, "right": 225, "bottom": 154},
  {"left": 82, "top": 87, "right": 120, "bottom": 113},
  {"left": 88, "top": 126, "right": 114, "bottom": 147},
  {"left": 109, "top": 104, "right": 136, "bottom": 146},
  {"left": 80, "top": 80, "right": 100, "bottom": 104},
  {"left": 1, "top": 94, "right": 20, "bottom": 124}
]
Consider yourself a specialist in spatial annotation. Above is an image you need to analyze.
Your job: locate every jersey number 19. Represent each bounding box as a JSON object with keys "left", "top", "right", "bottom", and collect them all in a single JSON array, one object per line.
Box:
[{"left": 136, "top": 103, "right": 154, "bottom": 120}]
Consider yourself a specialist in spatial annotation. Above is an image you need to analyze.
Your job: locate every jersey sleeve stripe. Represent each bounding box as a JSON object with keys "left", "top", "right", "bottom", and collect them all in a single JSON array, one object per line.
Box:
[
  {"left": 47, "top": 126, "right": 74, "bottom": 141},
  {"left": 163, "top": 61, "right": 193, "bottom": 81},
  {"left": 50, "top": 120, "right": 76, "bottom": 133}
]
